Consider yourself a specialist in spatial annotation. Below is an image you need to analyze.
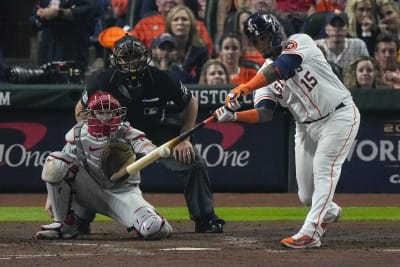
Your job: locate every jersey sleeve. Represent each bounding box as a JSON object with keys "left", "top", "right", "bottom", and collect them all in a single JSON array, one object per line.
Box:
[
  {"left": 272, "top": 34, "right": 321, "bottom": 80},
  {"left": 123, "top": 124, "right": 155, "bottom": 155}
]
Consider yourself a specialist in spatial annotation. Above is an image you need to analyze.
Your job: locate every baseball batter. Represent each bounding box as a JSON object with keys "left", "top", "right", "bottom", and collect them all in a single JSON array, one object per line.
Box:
[
  {"left": 36, "top": 92, "right": 172, "bottom": 240},
  {"left": 216, "top": 13, "right": 360, "bottom": 248}
]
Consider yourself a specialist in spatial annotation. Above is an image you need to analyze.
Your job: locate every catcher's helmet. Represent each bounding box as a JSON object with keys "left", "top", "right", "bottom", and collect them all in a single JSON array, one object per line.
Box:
[
  {"left": 243, "top": 13, "right": 282, "bottom": 47},
  {"left": 110, "top": 35, "right": 152, "bottom": 74},
  {"left": 86, "top": 92, "right": 126, "bottom": 137}
]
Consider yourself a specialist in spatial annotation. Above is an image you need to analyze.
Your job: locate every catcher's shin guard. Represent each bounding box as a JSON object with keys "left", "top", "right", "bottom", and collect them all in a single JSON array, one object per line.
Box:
[{"left": 132, "top": 206, "right": 172, "bottom": 239}]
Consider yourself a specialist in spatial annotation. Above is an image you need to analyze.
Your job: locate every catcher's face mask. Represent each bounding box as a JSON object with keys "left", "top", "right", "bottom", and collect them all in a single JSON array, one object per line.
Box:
[
  {"left": 110, "top": 36, "right": 152, "bottom": 74},
  {"left": 85, "top": 92, "right": 126, "bottom": 138}
]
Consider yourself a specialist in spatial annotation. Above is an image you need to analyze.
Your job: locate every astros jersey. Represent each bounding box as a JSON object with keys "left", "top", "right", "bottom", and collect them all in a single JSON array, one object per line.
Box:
[{"left": 254, "top": 34, "right": 352, "bottom": 123}]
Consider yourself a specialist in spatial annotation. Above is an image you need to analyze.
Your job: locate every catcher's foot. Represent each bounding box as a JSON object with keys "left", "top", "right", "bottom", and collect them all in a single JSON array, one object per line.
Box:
[
  {"left": 195, "top": 217, "right": 225, "bottom": 233},
  {"left": 281, "top": 233, "right": 321, "bottom": 249},
  {"left": 36, "top": 221, "right": 79, "bottom": 240}
]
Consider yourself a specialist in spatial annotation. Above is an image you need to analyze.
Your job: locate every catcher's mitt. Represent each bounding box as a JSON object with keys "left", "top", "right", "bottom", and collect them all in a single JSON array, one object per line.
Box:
[{"left": 101, "top": 139, "right": 136, "bottom": 181}]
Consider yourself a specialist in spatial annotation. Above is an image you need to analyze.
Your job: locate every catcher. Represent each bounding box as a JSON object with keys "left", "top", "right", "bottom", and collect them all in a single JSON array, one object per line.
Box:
[{"left": 35, "top": 92, "right": 172, "bottom": 240}]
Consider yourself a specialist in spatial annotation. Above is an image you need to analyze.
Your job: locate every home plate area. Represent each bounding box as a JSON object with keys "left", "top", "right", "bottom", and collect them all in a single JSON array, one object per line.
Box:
[{"left": 1, "top": 220, "right": 400, "bottom": 266}]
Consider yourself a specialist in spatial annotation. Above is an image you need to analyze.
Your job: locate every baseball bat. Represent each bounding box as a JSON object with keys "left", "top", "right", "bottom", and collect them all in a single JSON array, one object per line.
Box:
[{"left": 110, "top": 115, "right": 216, "bottom": 181}]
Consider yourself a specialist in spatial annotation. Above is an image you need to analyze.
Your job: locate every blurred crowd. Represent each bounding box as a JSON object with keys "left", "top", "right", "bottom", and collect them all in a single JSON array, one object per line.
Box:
[{"left": 0, "top": 0, "right": 399, "bottom": 89}]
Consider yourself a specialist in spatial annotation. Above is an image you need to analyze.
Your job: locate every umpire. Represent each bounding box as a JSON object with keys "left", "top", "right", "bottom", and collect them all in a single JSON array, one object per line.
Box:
[{"left": 75, "top": 35, "right": 225, "bottom": 233}]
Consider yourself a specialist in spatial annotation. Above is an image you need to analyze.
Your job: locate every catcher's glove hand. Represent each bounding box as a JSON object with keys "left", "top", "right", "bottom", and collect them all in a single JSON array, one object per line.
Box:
[{"left": 101, "top": 139, "right": 136, "bottom": 181}]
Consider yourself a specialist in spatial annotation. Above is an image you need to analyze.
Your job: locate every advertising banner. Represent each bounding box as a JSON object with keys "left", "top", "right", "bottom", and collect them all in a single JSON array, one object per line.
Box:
[
  {"left": 337, "top": 114, "right": 400, "bottom": 193},
  {"left": 0, "top": 110, "right": 288, "bottom": 193},
  {"left": 2, "top": 86, "right": 400, "bottom": 193},
  {"left": 140, "top": 113, "right": 288, "bottom": 192}
]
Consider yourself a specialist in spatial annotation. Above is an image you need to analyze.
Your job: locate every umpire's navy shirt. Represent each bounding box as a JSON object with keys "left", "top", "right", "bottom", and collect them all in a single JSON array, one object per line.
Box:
[{"left": 81, "top": 66, "right": 193, "bottom": 145}]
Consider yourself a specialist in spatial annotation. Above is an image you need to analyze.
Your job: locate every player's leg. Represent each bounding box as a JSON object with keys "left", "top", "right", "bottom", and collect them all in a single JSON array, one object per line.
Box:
[
  {"left": 303, "top": 105, "right": 360, "bottom": 239},
  {"left": 281, "top": 125, "right": 322, "bottom": 248},
  {"left": 159, "top": 147, "right": 225, "bottom": 233},
  {"left": 35, "top": 152, "right": 80, "bottom": 240},
  {"left": 74, "top": 177, "right": 172, "bottom": 240},
  {"left": 294, "top": 124, "right": 316, "bottom": 206},
  {"left": 71, "top": 201, "right": 96, "bottom": 235}
]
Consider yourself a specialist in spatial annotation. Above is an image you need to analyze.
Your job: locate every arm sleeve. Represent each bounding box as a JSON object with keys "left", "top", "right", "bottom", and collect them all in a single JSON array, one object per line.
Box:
[
  {"left": 272, "top": 54, "right": 302, "bottom": 80},
  {"left": 255, "top": 98, "right": 278, "bottom": 110}
]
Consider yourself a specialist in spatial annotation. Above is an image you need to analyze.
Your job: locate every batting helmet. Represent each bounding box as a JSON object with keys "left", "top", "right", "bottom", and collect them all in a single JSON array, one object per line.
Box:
[
  {"left": 243, "top": 12, "right": 282, "bottom": 47},
  {"left": 110, "top": 35, "right": 152, "bottom": 74}
]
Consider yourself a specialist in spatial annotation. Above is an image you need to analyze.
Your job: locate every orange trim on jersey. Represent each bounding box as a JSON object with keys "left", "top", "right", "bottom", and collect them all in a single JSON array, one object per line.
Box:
[
  {"left": 311, "top": 105, "right": 358, "bottom": 239},
  {"left": 235, "top": 109, "right": 259, "bottom": 123}
]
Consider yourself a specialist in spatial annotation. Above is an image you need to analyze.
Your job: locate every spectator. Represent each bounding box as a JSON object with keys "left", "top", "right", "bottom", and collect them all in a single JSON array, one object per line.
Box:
[
  {"left": 345, "top": 0, "right": 379, "bottom": 55},
  {"left": 30, "top": 0, "right": 98, "bottom": 71},
  {"left": 198, "top": 59, "right": 230, "bottom": 85},
  {"left": 374, "top": 32, "right": 400, "bottom": 88},
  {"left": 151, "top": 33, "right": 195, "bottom": 83},
  {"left": 130, "top": 0, "right": 214, "bottom": 55},
  {"left": 219, "top": 31, "right": 258, "bottom": 84},
  {"left": 317, "top": 44, "right": 344, "bottom": 80},
  {"left": 139, "top": 0, "right": 201, "bottom": 19},
  {"left": 376, "top": 0, "right": 400, "bottom": 40},
  {"left": 315, "top": 9, "right": 370, "bottom": 76},
  {"left": 275, "top": 0, "right": 315, "bottom": 32},
  {"left": 197, "top": 0, "right": 207, "bottom": 19},
  {"left": 344, "top": 55, "right": 386, "bottom": 88},
  {"left": 165, "top": 4, "right": 209, "bottom": 82},
  {"left": 312, "top": 0, "right": 346, "bottom": 12},
  {"left": 111, "top": 0, "right": 129, "bottom": 28},
  {"left": 215, "top": 0, "right": 237, "bottom": 47},
  {"left": 224, "top": 7, "right": 264, "bottom": 66}
]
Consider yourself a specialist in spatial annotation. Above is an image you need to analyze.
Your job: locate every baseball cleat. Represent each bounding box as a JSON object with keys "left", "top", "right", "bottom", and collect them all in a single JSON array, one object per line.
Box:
[
  {"left": 321, "top": 207, "right": 342, "bottom": 235},
  {"left": 75, "top": 216, "right": 92, "bottom": 235},
  {"left": 281, "top": 234, "right": 321, "bottom": 249},
  {"left": 36, "top": 221, "right": 79, "bottom": 240},
  {"left": 195, "top": 218, "right": 225, "bottom": 233}
]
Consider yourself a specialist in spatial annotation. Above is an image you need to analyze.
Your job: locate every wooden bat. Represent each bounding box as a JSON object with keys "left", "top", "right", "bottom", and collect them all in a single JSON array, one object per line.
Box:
[{"left": 110, "top": 115, "right": 216, "bottom": 181}]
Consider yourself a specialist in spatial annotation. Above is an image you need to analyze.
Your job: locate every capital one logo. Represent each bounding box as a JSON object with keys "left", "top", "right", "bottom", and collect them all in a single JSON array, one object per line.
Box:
[
  {"left": 201, "top": 122, "right": 250, "bottom": 167},
  {"left": 389, "top": 174, "right": 400, "bottom": 184},
  {"left": 206, "top": 122, "right": 244, "bottom": 150},
  {"left": 0, "top": 122, "right": 49, "bottom": 167}
]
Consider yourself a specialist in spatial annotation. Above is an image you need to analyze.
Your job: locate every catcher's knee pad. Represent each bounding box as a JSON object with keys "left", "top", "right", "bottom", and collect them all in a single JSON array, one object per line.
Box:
[
  {"left": 42, "top": 152, "right": 78, "bottom": 183},
  {"left": 133, "top": 206, "right": 172, "bottom": 239}
]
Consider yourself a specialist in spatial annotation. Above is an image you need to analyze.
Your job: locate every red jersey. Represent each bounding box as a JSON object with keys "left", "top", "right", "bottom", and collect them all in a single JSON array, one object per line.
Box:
[{"left": 276, "top": 0, "right": 314, "bottom": 12}]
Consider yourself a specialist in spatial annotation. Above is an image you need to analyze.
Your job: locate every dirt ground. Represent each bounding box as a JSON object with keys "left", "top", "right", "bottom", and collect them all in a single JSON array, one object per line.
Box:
[{"left": 1, "top": 193, "right": 400, "bottom": 267}]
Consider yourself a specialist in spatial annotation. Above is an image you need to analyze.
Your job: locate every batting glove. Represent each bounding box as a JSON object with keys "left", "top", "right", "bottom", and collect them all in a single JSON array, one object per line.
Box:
[
  {"left": 225, "top": 92, "right": 243, "bottom": 111},
  {"left": 214, "top": 106, "right": 236, "bottom": 122}
]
